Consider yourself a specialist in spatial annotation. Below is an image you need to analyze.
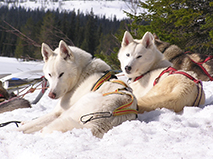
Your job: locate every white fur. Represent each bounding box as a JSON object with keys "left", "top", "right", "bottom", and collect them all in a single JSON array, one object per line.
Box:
[
  {"left": 118, "top": 31, "right": 205, "bottom": 113},
  {"left": 19, "top": 40, "right": 137, "bottom": 138}
]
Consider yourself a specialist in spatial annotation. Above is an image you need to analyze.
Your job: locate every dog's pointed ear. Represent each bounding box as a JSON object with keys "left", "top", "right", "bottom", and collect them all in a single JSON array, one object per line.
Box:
[
  {"left": 41, "top": 43, "right": 53, "bottom": 62},
  {"left": 121, "top": 31, "right": 133, "bottom": 47},
  {"left": 59, "top": 40, "right": 74, "bottom": 60},
  {"left": 141, "top": 32, "right": 154, "bottom": 49}
]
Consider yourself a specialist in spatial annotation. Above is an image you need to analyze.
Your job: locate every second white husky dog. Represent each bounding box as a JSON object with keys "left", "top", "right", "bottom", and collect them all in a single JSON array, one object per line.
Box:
[
  {"left": 118, "top": 31, "right": 205, "bottom": 113},
  {"left": 19, "top": 40, "right": 137, "bottom": 138}
]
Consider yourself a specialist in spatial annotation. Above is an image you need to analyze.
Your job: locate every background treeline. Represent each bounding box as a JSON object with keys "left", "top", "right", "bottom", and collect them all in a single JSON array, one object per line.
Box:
[
  {"left": 0, "top": 6, "right": 127, "bottom": 68},
  {"left": 126, "top": 0, "right": 213, "bottom": 55},
  {"left": 1, "top": 0, "right": 213, "bottom": 70}
]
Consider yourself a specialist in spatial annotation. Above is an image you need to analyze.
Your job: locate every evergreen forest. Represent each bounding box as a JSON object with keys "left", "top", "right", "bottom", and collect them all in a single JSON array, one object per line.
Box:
[
  {"left": 1, "top": 0, "right": 213, "bottom": 70},
  {"left": 126, "top": 0, "right": 213, "bottom": 55},
  {"left": 0, "top": 6, "right": 127, "bottom": 69}
]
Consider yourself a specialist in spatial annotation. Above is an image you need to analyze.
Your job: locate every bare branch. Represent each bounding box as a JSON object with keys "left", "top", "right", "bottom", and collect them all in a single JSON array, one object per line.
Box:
[
  {"left": 2, "top": 20, "right": 41, "bottom": 47},
  {"left": 51, "top": 25, "right": 75, "bottom": 46}
]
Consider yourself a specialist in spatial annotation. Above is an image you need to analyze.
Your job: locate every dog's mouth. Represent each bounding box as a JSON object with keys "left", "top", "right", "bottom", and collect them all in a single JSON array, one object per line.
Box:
[{"left": 126, "top": 70, "right": 131, "bottom": 74}]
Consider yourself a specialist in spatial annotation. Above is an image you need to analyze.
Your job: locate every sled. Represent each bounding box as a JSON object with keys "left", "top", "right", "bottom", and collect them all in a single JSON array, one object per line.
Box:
[{"left": 0, "top": 70, "right": 48, "bottom": 104}]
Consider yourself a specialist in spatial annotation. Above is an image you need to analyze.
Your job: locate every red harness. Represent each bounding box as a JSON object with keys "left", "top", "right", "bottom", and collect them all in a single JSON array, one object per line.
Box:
[
  {"left": 134, "top": 66, "right": 201, "bottom": 85},
  {"left": 153, "top": 66, "right": 201, "bottom": 86},
  {"left": 133, "top": 66, "right": 203, "bottom": 106},
  {"left": 133, "top": 74, "right": 144, "bottom": 82},
  {"left": 185, "top": 51, "right": 213, "bottom": 81}
]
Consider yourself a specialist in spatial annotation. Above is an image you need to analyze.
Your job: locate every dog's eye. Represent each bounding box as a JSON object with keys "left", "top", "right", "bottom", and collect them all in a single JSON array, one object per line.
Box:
[
  {"left": 126, "top": 53, "right": 130, "bottom": 57},
  {"left": 59, "top": 72, "right": 64, "bottom": 78},
  {"left": 137, "top": 55, "right": 142, "bottom": 59},
  {"left": 48, "top": 73, "right": 52, "bottom": 77}
]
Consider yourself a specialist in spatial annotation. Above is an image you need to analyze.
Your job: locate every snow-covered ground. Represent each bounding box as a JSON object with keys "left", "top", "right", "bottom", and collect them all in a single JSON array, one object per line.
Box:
[
  {"left": 1, "top": 0, "right": 145, "bottom": 20},
  {"left": 0, "top": 56, "right": 213, "bottom": 159},
  {"left": 0, "top": 57, "right": 43, "bottom": 74}
]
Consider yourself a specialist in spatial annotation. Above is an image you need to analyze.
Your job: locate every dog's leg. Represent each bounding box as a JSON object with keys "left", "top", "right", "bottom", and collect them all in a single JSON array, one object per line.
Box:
[
  {"left": 41, "top": 114, "right": 83, "bottom": 135},
  {"left": 19, "top": 111, "right": 62, "bottom": 134},
  {"left": 136, "top": 76, "right": 205, "bottom": 113},
  {"left": 137, "top": 92, "right": 189, "bottom": 113}
]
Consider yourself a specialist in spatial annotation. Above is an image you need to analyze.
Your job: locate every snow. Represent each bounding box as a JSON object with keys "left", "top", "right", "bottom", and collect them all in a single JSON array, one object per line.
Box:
[
  {"left": 0, "top": 56, "right": 213, "bottom": 158},
  {"left": 0, "top": 57, "right": 43, "bottom": 74},
  {"left": 2, "top": 0, "right": 145, "bottom": 20}
]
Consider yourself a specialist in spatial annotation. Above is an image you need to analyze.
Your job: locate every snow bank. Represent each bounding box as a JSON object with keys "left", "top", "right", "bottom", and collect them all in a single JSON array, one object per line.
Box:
[{"left": 0, "top": 57, "right": 213, "bottom": 159}]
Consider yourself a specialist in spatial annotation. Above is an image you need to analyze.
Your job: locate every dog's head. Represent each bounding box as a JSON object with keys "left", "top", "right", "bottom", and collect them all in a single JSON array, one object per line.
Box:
[
  {"left": 41, "top": 40, "right": 79, "bottom": 99},
  {"left": 118, "top": 31, "right": 158, "bottom": 78}
]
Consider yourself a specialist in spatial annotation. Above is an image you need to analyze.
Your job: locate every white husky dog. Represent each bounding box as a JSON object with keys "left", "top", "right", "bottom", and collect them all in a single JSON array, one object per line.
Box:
[
  {"left": 19, "top": 40, "right": 137, "bottom": 138},
  {"left": 118, "top": 31, "right": 205, "bottom": 113}
]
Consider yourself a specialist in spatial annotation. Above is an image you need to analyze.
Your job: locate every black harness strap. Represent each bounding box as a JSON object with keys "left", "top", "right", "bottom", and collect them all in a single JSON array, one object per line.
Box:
[{"left": 0, "top": 121, "right": 21, "bottom": 127}]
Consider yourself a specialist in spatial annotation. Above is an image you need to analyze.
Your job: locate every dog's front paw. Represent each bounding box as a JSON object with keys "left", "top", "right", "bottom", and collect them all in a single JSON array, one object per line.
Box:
[
  {"left": 40, "top": 127, "right": 53, "bottom": 135},
  {"left": 18, "top": 122, "right": 38, "bottom": 134},
  {"left": 18, "top": 125, "right": 28, "bottom": 133}
]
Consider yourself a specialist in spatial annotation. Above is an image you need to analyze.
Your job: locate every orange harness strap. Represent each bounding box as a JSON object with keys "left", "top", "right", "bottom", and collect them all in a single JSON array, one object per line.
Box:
[
  {"left": 103, "top": 88, "right": 138, "bottom": 116},
  {"left": 91, "top": 71, "right": 112, "bottom": 91},
  {"left": 80, "top": 73, "right": 138, "bottom": 124}
]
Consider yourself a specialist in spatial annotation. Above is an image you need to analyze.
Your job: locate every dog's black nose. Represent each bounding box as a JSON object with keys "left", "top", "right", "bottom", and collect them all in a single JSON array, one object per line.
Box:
[
  {"left": 125, "top": 66, "right": 131, "bottom": 74},
  {"left": 48, "top": 92, "right": 56, "bottom": 99}
]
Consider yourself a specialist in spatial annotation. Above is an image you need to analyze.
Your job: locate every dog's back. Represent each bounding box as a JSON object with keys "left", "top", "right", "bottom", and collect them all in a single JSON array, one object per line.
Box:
[
  {"left": 0, "top": 98, "right": 31, "bottom": 113},
  {"left": 154, "top": 34, "right": 213, "bottom": 81},
  {"left": 187, "top": 53, "right": 213, "bottom": 78}
]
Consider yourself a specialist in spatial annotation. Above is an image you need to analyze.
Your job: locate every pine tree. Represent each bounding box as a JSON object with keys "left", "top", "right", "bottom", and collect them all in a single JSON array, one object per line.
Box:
[
  {"left": 74, "top": 10, "right": 84, "bottom": 46},
  {"left": 126, "top": 0, "right": 213, "bottom": 54},
  {"left": 81, "top": 10, "right": 97, "bottom": 55},
  {"left": 0, "top": 7, "right": 125, "bottom": 60},
  {"left": 38, "top": 11, "right": 58, "bottom": 49},
  {"left": 15, "top": 17, "right": 38, "bottom": 59},
  {"left": 68, "top": 10, "right": 76, "bottom": 42}
]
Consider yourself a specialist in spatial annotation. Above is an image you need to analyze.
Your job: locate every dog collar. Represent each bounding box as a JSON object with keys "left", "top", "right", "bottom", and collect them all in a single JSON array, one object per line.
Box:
[
  {"left": 133, "top": 74, "right": 144, "bottom": 82},
  {"left": 132, "top": 71, "right": 150, "bottom": 82}
]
